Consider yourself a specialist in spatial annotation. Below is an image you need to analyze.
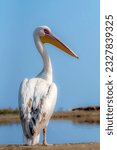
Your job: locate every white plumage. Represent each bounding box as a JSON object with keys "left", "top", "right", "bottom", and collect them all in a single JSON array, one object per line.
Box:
[
  {"left": 19, "top": 78, "right": 57, "bottom": 145},
  {"left": 18, "top": 26, "right": 78, "bottom": 145}
]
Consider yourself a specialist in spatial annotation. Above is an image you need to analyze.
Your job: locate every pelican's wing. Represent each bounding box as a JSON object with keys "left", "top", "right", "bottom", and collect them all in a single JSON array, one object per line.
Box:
[{"left": 18, "top": 78, "right": 57, "bottom": 138}]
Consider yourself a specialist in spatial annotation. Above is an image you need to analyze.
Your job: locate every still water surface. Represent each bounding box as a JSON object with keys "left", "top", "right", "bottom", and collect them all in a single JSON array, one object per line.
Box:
[{"left": 0, "top": 120, "right": 99, "bottom": 144}]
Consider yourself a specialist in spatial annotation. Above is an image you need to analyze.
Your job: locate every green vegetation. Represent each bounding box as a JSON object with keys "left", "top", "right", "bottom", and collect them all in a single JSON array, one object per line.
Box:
[{"left": 0, "top": 108, "right": 19, "bottom": 115}]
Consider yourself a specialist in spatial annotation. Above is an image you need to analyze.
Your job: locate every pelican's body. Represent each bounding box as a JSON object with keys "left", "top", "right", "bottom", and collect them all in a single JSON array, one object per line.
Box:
[{"left": 18, "top": 26, "right": 78, "bottom": 145}]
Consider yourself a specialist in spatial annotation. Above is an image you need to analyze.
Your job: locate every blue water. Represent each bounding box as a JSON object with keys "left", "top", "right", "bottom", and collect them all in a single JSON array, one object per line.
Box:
[{"left": 0, "top": 120, "right": 99, "bottom": 144}]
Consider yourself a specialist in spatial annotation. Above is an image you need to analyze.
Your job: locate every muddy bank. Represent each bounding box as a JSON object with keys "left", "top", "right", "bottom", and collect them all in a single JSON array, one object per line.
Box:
[
  {"left": 0, "top": 143, "right": 99, "bottom": 150},
  {"left": 53, "top": 106, "right": 100, "bottom": 124},
  {"left": 0, "top": 106, "right": 100, "bottom": 124}
]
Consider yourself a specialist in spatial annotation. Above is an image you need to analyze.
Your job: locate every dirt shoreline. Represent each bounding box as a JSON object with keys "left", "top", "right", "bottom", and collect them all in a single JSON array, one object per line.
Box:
[
  {"left": 0, "top": 143, "right": 99, "bottom": 150},
  {"left": 0, "top": 106, "right": 100, "bottom": 124}
]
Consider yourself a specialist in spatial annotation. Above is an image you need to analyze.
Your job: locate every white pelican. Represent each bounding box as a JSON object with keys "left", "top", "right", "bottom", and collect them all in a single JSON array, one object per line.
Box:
[{"left": 18, "top": 26, "right": 79, "bottom": 145}]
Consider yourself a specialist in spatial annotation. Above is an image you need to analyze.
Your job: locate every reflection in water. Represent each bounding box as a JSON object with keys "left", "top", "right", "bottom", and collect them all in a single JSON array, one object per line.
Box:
[{"left": 0, "top": 120, "right": 99, "bottom": 144}]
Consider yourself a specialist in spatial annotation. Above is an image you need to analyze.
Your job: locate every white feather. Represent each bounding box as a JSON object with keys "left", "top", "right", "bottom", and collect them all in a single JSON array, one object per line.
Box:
[{"left": 19, "top": 78, "right": 57, "bottom": 144}]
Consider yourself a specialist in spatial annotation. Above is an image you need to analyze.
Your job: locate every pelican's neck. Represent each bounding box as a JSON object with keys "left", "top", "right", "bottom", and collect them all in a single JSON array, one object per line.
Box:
[{"left": 34, "top": 35, "right": 53, "bottom": 82}]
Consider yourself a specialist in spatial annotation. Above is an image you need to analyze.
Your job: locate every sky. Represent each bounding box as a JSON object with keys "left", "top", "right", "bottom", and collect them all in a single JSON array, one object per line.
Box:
[{"left": 0, "top": 0, "right": 100, "bottom": 111}]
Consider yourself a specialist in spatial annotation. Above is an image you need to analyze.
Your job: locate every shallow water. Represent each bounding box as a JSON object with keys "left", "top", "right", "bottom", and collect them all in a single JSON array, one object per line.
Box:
[{"left": 0, "top": 120, "right": 99, "bottom": 144}]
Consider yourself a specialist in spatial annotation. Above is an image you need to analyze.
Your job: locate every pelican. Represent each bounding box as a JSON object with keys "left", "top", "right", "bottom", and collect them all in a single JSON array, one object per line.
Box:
[{"left": 18, "top": 26, "right": 79, "bottom": 145}]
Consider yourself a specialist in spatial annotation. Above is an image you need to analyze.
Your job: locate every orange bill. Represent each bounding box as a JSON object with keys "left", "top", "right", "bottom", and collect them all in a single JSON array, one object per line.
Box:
[{"left": 40, "top": 33, "right": 79, "bottom": 59}]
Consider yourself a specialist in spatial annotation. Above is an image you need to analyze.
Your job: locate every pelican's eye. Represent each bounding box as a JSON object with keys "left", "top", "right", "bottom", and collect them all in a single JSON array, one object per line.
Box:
[{"left": 44, "top": 29, "right": 50, "bottom": 34}]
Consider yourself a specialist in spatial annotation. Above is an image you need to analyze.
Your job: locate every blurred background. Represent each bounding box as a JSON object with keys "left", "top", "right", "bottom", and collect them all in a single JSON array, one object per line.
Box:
[{"left": 0, "top": 0, "right": 100, "bottom": 111}]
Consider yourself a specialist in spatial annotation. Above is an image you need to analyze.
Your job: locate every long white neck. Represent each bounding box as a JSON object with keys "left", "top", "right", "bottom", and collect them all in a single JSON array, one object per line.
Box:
[{"left": 34, "top": 34, "right": 53, "bottom": 83}]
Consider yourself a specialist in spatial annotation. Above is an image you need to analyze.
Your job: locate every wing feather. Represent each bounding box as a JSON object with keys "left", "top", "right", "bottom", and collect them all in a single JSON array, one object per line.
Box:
[{"left": 18, "top": 78, "right": 57, "bottom": 138}]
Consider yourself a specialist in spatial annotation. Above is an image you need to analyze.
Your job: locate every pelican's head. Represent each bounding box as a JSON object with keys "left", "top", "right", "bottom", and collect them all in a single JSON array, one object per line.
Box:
[{"left": 34, "top": 26, "right": 79, "bottom": 59}]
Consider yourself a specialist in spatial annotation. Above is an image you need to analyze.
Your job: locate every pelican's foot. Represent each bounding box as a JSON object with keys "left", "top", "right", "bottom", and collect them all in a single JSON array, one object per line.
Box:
[{"left": 43, "top": 141, "right": 53, "bottom": 146}]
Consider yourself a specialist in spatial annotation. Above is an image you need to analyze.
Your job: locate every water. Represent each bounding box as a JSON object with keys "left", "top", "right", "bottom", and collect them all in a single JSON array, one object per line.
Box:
[{"left": 0, "top": 120, "right": 99, "bottom": 144}]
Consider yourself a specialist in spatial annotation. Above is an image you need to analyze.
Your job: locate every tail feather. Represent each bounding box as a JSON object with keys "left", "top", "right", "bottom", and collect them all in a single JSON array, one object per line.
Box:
[{"left": 23, "top": 134, "right": 40, "bottom": 145}]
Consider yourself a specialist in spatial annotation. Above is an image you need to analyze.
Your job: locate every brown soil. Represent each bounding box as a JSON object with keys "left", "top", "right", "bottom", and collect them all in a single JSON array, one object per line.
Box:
[{"left": 0, "top": 143, "right": 99, "bottom": 150}]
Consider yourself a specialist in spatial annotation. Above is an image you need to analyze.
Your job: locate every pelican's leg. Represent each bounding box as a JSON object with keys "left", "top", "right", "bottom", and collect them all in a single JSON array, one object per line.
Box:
[
  {"left": 43, "top": 128, "right": 48, "bottom": 145},
  {"left": 43, "top": 127, "right": 52, "bottom": 146}
]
